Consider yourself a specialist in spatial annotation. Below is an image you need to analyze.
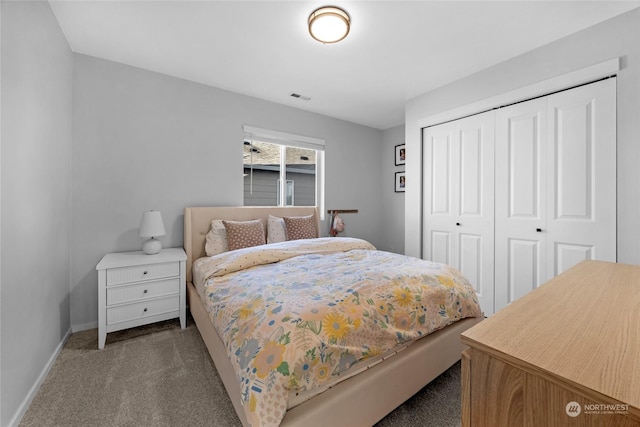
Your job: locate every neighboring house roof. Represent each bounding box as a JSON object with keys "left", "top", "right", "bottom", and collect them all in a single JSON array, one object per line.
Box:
[{"left": 243, "top": 141, "right": 316, "bottom": 171}]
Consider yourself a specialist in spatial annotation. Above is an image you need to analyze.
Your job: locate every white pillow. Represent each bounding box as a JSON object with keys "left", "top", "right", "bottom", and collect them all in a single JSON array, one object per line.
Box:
[
  {"left": 205, "top": 220, "right": 228, "bottom": 256},
  {"left": 267, "top": 215, "right": 287, "bottom": 244}
]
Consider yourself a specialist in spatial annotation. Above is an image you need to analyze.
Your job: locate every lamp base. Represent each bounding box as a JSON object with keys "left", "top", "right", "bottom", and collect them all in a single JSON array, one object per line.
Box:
[{"left": 142, "top": 238, "right": 162, "bottom": 255}]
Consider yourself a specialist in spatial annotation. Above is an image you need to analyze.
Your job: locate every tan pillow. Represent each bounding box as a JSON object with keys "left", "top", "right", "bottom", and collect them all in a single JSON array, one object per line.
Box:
[
  {"left": 205, "top": 220, "right": 228, "bottom": 256},
  {"left": 267, "top": 215, "right": 287, "bottom": 244},
  {"left": 283, "top": 215, "right": 317, "bottom": 240},
  {"left": 222, "top": 219, "right": 266, "bottom": 251}
]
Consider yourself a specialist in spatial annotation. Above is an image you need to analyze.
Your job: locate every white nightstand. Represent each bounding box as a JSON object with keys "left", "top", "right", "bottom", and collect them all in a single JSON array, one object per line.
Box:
[{"left": 96, "top": 247, "right": 187, "bottom": 349}]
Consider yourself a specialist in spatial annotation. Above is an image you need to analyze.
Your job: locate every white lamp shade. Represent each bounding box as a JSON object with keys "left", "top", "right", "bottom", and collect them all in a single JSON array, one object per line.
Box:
[{"left": 139, "top": 210, "right": 166, "bottom": 238}]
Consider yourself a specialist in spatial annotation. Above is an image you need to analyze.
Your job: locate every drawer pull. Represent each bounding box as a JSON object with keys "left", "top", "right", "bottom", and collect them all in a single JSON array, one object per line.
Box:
[
  {"left": 143, "top": 271, "right": 148, "bottom": 275},
  {"left": 143, "top": 308, "right": 148, "bottom": 313},
  {"left": 143, "top": 289, "right": 148, "bottom": 294}
]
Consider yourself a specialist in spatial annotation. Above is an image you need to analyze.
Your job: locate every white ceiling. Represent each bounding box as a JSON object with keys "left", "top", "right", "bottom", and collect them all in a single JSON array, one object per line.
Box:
[{"left": 49, "top": 1, "right": 640, "bottom": 130}]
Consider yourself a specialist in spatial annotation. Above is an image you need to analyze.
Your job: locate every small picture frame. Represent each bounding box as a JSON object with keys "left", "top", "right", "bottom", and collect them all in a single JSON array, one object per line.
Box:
[
  {"left": 395, "top": 171, "right": 406, "bottom": 193},
  {"left": 395, "top": 143, "right": 406, "bottom": 166}
]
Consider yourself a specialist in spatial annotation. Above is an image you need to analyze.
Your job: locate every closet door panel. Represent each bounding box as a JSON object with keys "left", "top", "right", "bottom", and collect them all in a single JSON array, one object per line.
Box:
[
  {"left": 547, "top": 78, "right": 616, "bottom": 275},
  {"left": 495, "top": 98, "right": 547, "bottom": 313},
  {"left": 423, "top": 124, "right": 456, "bottom": 265},
  {"left": 455, "top": 112, "right": 495, "bottom": 314},
  {"left": 505, "top": 106, "right": 545, "bottom": 220},
  {"left": 508, "top": 238, "right": 541, "bottom": 303},
  {"left": 555, "top": 243, "right": 594, "bottom": 275},
  {"left": 554, "top": 106, "right": 591, "bottom": 219},
  {"left": 509, "top": 117, "right": 540, "bottom": 218},
  {"left": 423, "top": 111, "right": 494, "bottom": 314},
  {"left": 459, "top": 128, "right": 482, "bottom": 216},
  {"left": 431, "top": 134, "right": 452, "bottom": 215},
  {"left": 430, "top": 231, "right": 451, "bottom": 265},
  {"left": 458, "top": 232, "right": 482, "bottom": 297}
]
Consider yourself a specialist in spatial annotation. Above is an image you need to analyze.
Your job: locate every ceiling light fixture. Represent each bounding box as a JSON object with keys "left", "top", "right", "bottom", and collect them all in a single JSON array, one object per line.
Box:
[{"left": 308, "top": 6, "right": 350, "bottom": 44}]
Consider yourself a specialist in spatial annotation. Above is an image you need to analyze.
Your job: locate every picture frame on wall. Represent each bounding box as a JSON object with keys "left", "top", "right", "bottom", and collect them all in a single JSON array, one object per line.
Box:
[
  {"left": 395, "top": 171, "right": 406, "bottom": 193},
  {"left": 395, "top": 143, "right": 406, "bottom": 166}
]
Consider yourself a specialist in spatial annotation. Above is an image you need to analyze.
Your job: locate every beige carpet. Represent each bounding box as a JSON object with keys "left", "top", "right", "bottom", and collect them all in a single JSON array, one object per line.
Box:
[{"left": 20, "top": 317, "right": 462, "bottom": 426}]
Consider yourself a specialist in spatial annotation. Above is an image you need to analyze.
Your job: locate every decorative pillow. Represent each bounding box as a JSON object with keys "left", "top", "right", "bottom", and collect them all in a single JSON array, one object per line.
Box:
[
  {"left": 205, "top": 220, "right": 228, "bottom": 256},
  {"left": 222, "top": 219, "right": 266, "bottom": 251},
  {"left": 283, "top": 215, "right": 318, "bottom": 241},
  {"left": 267, "top": 215, "right": 287, "bottom": 244}
]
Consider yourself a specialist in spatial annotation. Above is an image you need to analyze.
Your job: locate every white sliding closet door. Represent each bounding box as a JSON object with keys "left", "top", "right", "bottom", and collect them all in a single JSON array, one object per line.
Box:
[
  {"left": 494, "top": 98, "right": 548, "bottom": 311},
  {"left": 494, "top": 78, "right": 616, "bottom": 312},
  {"left": 423, "top": 111, "right": 495, "bottom": 314},
  {"left": 546, "top": 78, "right": 616, "bottom": 276},
  {"left": 423, "top": 121, "right": 456, "bottom": 266}
]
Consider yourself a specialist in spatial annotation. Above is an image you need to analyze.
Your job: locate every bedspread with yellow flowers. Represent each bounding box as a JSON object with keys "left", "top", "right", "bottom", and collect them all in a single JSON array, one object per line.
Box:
[{"left": 199, "top": 237, "right": 482, "bottom": 426}]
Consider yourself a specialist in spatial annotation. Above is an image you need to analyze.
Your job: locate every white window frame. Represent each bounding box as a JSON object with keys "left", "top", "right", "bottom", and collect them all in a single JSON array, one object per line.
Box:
[
  {"left": 243, "top": 125, "right": 325, "bottom": 219},
  {"left": 276, "top": 178, "right": 295, "bottom": 206}
]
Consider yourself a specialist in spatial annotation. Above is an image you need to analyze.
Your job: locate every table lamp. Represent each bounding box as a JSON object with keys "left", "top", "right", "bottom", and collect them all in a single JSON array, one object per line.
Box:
[{"left": 139, "top": 210, "right": 166, "bottom": 255}]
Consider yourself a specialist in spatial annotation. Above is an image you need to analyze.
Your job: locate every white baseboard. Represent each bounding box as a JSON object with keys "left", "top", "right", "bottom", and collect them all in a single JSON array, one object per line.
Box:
[{"left": 8, "top": 328, "right": 71, "bottom": 427}]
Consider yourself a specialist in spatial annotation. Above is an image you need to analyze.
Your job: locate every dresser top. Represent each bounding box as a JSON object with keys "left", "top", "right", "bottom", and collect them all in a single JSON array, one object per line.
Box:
[
  {"left": 462, "top": 260, "right": 640, "bottom": 411},
  {"left": 96, "top": 247, "right": 186, "bottom": 270}
]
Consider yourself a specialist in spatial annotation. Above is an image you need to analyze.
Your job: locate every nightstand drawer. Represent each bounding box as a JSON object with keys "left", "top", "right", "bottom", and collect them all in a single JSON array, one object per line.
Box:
[
  {"left": 106, "top": 295, "right": 179, "bottom": 325},
  {"left": 106, "top": 278, "right": 180, "bottom": 305},
  {"left": 106, "top": 261, "right": 179, "bottom": 286}
]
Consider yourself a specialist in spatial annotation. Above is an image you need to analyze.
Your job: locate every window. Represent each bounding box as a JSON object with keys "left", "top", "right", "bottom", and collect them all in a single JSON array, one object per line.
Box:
[{"left": 242, "top": 126, "right": 324, "bottom": 217}]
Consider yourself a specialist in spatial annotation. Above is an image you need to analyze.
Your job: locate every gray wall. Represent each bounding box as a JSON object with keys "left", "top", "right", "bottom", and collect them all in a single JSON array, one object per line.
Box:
[
  {"left": 71, "top": 54, "right": 384, "bottom": 330},
  {"left": 380, "top": 125, "right": 405, "bottom": 253},
  {"left": 405, "top": 8, "right": 640, "bottom": 263},
  {"left": 0, "top": 2, "right": 73, "bottom": 426}
]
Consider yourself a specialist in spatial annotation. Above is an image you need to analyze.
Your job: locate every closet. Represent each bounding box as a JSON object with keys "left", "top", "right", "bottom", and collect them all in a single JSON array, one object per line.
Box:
[{"left": 422, "top": 78, "right": 616, "bottom": 315}]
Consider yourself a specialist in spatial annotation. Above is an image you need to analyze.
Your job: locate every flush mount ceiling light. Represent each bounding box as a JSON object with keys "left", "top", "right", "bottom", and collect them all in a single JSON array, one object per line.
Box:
[{"left": 308, "top": 6, "right": 350, "bottom": 44}]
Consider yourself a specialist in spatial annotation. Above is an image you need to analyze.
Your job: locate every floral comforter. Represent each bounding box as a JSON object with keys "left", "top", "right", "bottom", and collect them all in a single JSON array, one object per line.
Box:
[{"left": 197, "top": 237, "right": 482, "bottom": 426}]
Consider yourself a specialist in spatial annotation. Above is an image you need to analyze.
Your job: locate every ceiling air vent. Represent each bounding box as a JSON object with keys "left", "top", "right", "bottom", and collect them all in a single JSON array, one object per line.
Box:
[{"left": 290, "top": 93, "right": 311, "bottom": 101}]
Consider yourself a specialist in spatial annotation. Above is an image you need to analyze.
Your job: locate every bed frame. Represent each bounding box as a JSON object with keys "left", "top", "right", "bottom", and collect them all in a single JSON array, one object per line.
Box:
[{"left": 184, "top": 206, "right": 482, "bottom": 427}]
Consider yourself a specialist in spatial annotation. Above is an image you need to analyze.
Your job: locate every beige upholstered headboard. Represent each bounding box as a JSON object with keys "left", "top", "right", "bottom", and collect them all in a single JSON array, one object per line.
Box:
[{"left": 184, "top": 206, "right": 320, "bottom": 283}]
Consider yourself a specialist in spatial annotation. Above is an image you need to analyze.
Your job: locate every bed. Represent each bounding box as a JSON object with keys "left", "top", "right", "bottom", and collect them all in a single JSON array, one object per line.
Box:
[{"left": 184, "top": 206, "right": 483, "bottom": 427}]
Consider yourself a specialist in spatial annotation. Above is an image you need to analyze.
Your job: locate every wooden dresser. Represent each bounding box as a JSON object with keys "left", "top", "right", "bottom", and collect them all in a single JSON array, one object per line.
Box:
[{"left": 461, "top": 260, "right": 640, "bottom": 426}]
